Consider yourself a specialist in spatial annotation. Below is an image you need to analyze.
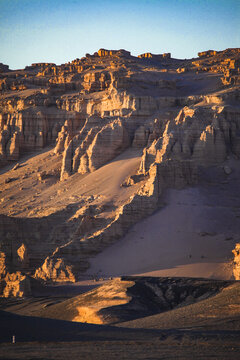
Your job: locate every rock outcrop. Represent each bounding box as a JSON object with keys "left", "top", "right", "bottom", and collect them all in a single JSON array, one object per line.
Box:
[
  {"left": 0, "top": 107, "right": 76, "bottom": 165},
  {"left": 198, "top": 50, "right": 217, "bottom": 58},
  {"left": 0, "top": 249, "right": 31, "bottom": 298},
  {"left": 34, "top": 256, "right": 75, "bottom": 283},
  {"left": 59, "top": 118, "right": 130, "bottom": 179},
  {"left": 78, "top": 119, "right": 130, "bottom": 174},
  {"left": 0, "top": 271, "right": 31, "bottom": 298},
  {"left": 139, "top": 105, "right": 240, "bottom": 179},
  {"left": 232, "top": 243, "right": 240, "bottom": 280},
  {"left": 0, "top": 48, "right": 240, "bottom": 294}
]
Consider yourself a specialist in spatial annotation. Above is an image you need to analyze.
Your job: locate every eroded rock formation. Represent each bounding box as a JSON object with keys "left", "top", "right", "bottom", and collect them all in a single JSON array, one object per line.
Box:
[
  {"left": 232, "top": 243, "right": 240, "bottom": 280},
  {"left": 139, "top": 105, "right": 240, "bottom": 176},
  {"left": 0, "top": 271, "right": 31, "bottom": 298},
  {"left": 0, "top": 48, "right": 240, "bottom": 295}
]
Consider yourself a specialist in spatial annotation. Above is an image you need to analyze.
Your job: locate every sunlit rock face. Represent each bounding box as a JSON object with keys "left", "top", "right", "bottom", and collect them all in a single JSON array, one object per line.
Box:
[
  {"left": 139, "top": 105, "right": 240, "bottom": 178},
  {"left": 233, "top": 243, "right": 240, "bottom": 280},
  {"left": 0, "top": 48, "right": 240, "bottom": 294}
]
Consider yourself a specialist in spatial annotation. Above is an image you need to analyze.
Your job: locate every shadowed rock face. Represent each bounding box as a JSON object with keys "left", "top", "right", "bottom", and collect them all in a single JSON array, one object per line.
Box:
[
  {"left": 0, "top": 48, "right": 240, "bottom": 296},
  {"left": 32, "top": 276, "right": 234, "bottom": 325}
]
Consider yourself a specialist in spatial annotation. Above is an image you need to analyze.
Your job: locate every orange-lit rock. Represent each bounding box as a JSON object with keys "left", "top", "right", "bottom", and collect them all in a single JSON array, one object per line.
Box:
[
  {"left": 0, "top": 47, "right": 240, "bottom": 294},
  {"left": 198, "top": 50, "right": 217, "bottom": 57},
  {"left": 0, "top": 271, "right": 31, "bottom": 298},
  {"left": 138, "top": 52, "right": 171, "bottom": 59},
  {"left": 232, "top": 243, "right": 240, "bottom": 280}
]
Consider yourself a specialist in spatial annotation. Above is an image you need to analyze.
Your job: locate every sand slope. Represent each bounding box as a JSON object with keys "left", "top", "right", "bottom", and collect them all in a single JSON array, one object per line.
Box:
[{"left": 88, "top": 160, "right": 240, "bottom": 280}]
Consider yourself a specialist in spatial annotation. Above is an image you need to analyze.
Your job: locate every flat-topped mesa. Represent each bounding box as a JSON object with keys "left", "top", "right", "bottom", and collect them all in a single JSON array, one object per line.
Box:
[
  {"left": 191, "top": 48, "right": 240, "bottom": 84},
  {"left": 31, "top": 62, "right": 56, "bottom": 68},
  {"left": 25, "top": 62, "right": 56, "bottom": 71},
  {"left": 97, "top": 48, "right": 131, "bottom": 57},
  {"left": 198, "top": 50, "right": 217, "bottom": 57},
  {"left": 138, "top": 52, "right": 171, "bottom": 60},
  {"left": 197, "top": 48, "right": 240, "bottom": 60}
]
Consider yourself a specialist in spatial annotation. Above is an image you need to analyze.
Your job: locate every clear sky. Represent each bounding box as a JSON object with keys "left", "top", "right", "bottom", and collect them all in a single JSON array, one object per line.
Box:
[{"left": 0, "top": 0, "right": 239, "bottom": 69}]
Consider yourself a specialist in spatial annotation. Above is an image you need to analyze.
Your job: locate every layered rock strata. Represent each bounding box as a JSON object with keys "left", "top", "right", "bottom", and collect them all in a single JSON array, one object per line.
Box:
[{"left": 0, "top": 48, "right": 240, "bottom": 295}]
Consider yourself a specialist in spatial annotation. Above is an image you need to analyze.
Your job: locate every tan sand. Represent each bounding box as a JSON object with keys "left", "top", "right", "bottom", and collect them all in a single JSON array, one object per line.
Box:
[{"left": 88, "top": 184, "right": 238, "bottom": 280}]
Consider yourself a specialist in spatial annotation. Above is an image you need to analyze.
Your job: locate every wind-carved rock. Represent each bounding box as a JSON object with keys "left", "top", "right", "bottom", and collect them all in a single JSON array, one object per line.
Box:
[
  {"left": 60, "top": 139, "right": 74, "bottom": 180},
  {"left": 139, "top": 105, "right": 240, "bottom": 182},
  {"left": 232, "top": 243, "right": 240, "bottom": 280},
  {"left": 34, "top": 256, "right": 75, "bottom": 283},
  {"left": 80, "top": 119, "right": 130, "bottom": 173},
  {"left": 82, "top": 71, "right": 112, "bottom": 92},
  {"left": 59, "top": 119, "right": 130, "bottom": 180},
  {"left": 0, "top": 108, "right": 76, "bottom": 164},
  {"left": 5, "top": 131, "right": 19, "bottom": 160},
  {"left": 0, "top": 269, "right": 31, "bottom": 298},
  {"left": 17, "top": 244, "right": 29, "bottom": 270},
  {"left": 0, "top": 252, "right": 7, "bottom": 279},
  {"left": 0, "top": 48, "right": 240, "bottom": 292}
]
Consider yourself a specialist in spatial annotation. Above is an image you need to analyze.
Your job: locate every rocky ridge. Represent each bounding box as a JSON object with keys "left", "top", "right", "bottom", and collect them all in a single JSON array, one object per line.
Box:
[
  {"left": 0, "top": 48, "right": 240, "bottom": 296},
  {"left": 32, "top": 276, "right": 234, "bottom": 325}
]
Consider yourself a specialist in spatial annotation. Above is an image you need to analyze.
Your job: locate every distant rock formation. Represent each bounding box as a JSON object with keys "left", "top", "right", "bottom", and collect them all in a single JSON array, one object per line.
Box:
[
  {"left": 138, "top": 52, "right": 171, "bottom": 59},
  {"left": 198, "top": 50, "right": 217, "bottom": 57},
  {"left": 97, "top": 48, "right": 131, "bottom": 57}
]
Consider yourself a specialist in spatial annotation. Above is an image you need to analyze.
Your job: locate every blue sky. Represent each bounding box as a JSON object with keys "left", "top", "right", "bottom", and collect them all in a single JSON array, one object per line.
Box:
[{"left": 0, "top": 0, "right": 239, "bottom": 69}]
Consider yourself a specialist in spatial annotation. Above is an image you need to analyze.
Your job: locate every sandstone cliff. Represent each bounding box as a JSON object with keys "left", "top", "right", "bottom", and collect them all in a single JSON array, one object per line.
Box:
[{"left": 0, "top": 48, "right": 240, "bottom": 296}]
